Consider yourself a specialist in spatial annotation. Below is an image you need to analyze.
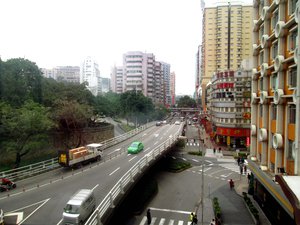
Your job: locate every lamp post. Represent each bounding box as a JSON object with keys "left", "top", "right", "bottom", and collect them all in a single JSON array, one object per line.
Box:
[{"left": 198, "top": 126, "right": 205, "bottom": 225}]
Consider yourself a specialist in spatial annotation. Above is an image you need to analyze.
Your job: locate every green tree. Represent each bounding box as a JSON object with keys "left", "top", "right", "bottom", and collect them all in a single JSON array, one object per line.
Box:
[
  {"left": 0, "top": 58, "right": 43, "bottom": 106},
  {"left": 0, "top": 101, "right": 54, "bottom": 167},
  {"left": 177, "top": 95, "right": 197, "bottom": 108},
  {"left": 52, "top": 99, "right": 93, "bottom": 148}
]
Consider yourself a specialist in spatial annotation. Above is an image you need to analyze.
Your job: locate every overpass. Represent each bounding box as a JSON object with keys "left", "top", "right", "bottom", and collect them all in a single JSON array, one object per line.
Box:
[{"left": 0, "top": 122, "right": 184, "bottom": 225}]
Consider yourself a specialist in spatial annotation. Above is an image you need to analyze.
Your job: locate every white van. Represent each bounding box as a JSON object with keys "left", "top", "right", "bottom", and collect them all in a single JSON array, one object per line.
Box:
[{"left": 62, "top": 189, "right": 96, "bottom": 225}]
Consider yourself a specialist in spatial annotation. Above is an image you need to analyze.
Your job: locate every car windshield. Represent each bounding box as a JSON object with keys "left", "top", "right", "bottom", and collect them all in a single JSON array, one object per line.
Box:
[
  {"left": 64, "top": 204, "right": 80, "bottom": 214},
  {"left": 130, "top": 143, "right": 138, "bottom": 147}
]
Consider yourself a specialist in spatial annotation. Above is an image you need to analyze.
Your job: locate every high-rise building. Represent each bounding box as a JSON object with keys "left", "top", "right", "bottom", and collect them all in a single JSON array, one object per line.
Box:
[
  {"left": 250, "top": 0, "right": 300, "bottom": 224},
  {"left": 80, "top": 56, "right": 101, "bottom": 96},
  {"left": 161, "top": 62, "right": 171, "bottom": 107},
  {"left": 208, "top": 68, "right": 251, "bottom": 149},
  {"left": 41, "top": 68, "right": 56, "bottom": 79},
  {"left": 200, "top": 2, "right": 253, "bottom": 110},
  {"left": 55, "top": 66, "right": 80, "bottom": 83},
  {"left": 170, "top": 72, "right": 176, "bottom": 106},
  {"left": 101, "top": 77, "right": 111, "bottom": 93},
  {"left": 111, "top": 66, "right": 124, "bottom": 94},
  {"left": 154, "top": 61, "right": 164, "bottom": 104}
]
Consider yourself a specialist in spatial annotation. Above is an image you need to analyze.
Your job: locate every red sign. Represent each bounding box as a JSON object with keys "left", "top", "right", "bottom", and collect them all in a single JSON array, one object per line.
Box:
[{"left": 216, "top": 127, "right": 250, "bottom": 137}]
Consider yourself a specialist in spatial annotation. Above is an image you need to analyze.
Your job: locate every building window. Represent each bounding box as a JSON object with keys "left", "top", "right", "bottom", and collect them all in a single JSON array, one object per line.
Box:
[
  {"left": 260, "top": 105, "right": 263, "bottom": 117},
  {"left": 288, "top": 140, "right": 294, "bottom": 160},
  {"left": 260, "top": 78, "right": 263, "bottom": 90},
  {"left": 288, "top": 67, "right": 297, "bottom": 88},
  {"left": 259, "top": 51, "right": 264, "bottom": 65},
  {"left": 271, "top": 73, "right": 278, "bottom": 90},
  {"left": 289, "top": 0, "right": 297, "bottom": 15},
  {"left": 289, "top": 105, "right": 296, "bottom": 123},
  {"left": 271, "top": 9, "right": 279, "bottom": 31},
  {"left": 271, "top": 104, "right": 277, "bottom": 120},
  {"left": 271, "top": 42, "right": 278, "bottom": 59},
  {"left": 288, "top": 28, "right": 297, "bottom": 51},
  {"left": 259, "top": 25, "right": 264, "bottom": 37}
]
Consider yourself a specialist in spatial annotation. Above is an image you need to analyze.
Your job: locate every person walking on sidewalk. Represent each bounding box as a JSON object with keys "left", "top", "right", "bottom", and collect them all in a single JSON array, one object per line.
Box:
[
  {"left": 210, "top": 218, "right": 216, "bottom": 225},
  {"left": 229, "top": 179, "right": 234, "bottom": 190},
  {"left": 146, "top": 208, "right": 152, "bottom": 225},
  {"left": 192, "top": 214, "right": 198, "bottom": 224},
  {"left": 189, "top": 212, "right": 194, "bottom": 223}
]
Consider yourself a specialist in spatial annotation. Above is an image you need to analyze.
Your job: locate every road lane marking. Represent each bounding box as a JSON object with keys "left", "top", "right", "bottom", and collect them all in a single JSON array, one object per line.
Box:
[
  {"left": 56, "top": 219, "right": 63, "bottom": 225},
  {"left": 92, "top": 184, "right": 99, "bottom": 191},
  {"left": 154, "top": 141, "right": 158, "bottom": 145},
  {"left": 108, "top": 148, "right": 121, "bottom": 155},
  {"left": 129, "top": 156, "right": 137, "bottom": 162},
  {"left": 8, "top": 198, "right": 51, "bottom": 213},
  {"left": 192, "top": 159, "right": 199, "bottom": 162},
  {"left": 19, "top": 198, "right": 51, "bottom": 225},
  {"left": 149, "top": 207, "right": 191, "bottom": 214},
  {"left": 144, "top": 147, "right": 150, "bottom": 152},
  {"left": 221, "top": 172, "right": 232, "bottom": 178},
  {"left": 159, "top": 218, "right": 165, "bottom": 225},
  {"left": 168, "top": 219, "right": 174, "bottom": 225},
  {"left": 109, "top": 167, "right": 120, "bottom": 176}
]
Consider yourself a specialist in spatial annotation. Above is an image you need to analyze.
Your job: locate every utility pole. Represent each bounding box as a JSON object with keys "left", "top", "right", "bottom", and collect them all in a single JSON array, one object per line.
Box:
[{"left": 198, "top": 127, "right": 205, "bottom": 225}]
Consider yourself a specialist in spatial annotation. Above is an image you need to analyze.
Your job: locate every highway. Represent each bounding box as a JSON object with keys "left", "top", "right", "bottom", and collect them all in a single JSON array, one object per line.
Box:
[{"left": 0, "top": 122, "right": 183, "bottom": 225}]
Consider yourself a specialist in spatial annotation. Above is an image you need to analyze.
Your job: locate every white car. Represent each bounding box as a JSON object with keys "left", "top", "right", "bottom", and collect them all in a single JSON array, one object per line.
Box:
[{"left": 175, "top": 121, "right": 180, "bottom": 125}]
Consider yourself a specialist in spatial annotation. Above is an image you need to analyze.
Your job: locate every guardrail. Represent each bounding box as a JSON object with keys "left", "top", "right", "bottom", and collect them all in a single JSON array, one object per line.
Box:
[
  {"left": 85, "top": 124, "right": 183, "bottom": 225},
  {"left": 0, "top": 122, "right": 155, "bottom": 181}
]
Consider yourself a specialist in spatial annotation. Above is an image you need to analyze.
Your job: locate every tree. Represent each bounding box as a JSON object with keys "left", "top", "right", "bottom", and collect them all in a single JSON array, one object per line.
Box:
[
  {"left": 177, "top": 95, "right": 197, "bottom": 108},
  {"left": 52, "top": 99, "right": 93, "bottom": 149},
  {"left": 0, "top": 58, "right": 43, "bottom": 107},
  {"left": 0, "top": 101, "right": 54, "bottom": 167}
]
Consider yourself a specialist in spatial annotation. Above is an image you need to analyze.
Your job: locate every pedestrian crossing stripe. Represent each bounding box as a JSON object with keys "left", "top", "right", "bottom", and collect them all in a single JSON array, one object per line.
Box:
[{"left": 139, "top": 216, "right": 192, "bottom": 225}]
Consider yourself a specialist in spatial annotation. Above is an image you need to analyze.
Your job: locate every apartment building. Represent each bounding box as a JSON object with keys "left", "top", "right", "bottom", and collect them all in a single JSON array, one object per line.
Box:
[
  {"left": 111, "top": 66, "right": 124, "bottom": 94},
  {"left": 200, "top": 2, "right": 253, "bottom": 110},
  {"left": 161, "top": 62, "right": 171, "bottom": 106},
  {"left": 208, "top": 69, "right": 251, "bottom": 149},
  {"left": 154, "top": 61, "right": 164, "bottom": 104},
  {"left": 80, "top": 56, "right": 101, "bottom": 96},
  {"left": 55, "top": 66, "right": 80, "bottom": 83},
  {"left": 250, "top": 0, "right": 299, "bottom": 224},
  {"left": 170, "top": 72, "right": 176, "bottom": 106}
]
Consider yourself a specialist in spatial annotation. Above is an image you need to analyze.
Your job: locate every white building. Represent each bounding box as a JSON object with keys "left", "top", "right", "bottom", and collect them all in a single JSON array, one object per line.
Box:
[
  {"left": 111, "top": 66, "right": 124, "bottom": 94},
  {"left": 80, "top": 56, "right": 101, "bottom": 96}
]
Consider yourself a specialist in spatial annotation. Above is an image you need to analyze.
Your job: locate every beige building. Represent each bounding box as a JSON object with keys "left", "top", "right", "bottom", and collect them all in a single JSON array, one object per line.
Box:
[
  {"left": 249, "top": 0, "right": 300, "bottom": 224},
  {"left": 200, "top": 3, "right": 253, "bottom": 110}
]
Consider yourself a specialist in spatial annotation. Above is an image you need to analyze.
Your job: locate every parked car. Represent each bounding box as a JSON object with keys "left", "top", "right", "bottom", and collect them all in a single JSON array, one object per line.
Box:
[
  {"left": 128, "top": 142, "right": 144, "bottom": 154},
  {"left": 0, "top": 177, "right": 16, "bottom": 192},
  {"left": 175, "top": 121, "right": 180, "bottom": 125},
  {"left": 156, "top": 121, "right": 161, "bottom": 126}
]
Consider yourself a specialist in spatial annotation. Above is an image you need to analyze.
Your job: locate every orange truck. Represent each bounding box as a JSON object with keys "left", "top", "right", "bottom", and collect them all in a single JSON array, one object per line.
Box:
[{"left": 58, "top": 143, "right": 103, "bottom": 168}]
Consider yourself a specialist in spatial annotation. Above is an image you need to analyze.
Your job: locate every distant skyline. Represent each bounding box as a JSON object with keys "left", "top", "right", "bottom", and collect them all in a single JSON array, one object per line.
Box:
[{"left": 0, "top": 0, "right": 253, "bottom": 96}]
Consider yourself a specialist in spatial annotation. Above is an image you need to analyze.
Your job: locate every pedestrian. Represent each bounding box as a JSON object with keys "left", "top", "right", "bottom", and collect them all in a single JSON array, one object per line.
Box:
[
  {"left": 146, "top": 208, "right": 151, "bottom": 225},
  {"left": 241, "top": 157, "right": 245, "bottom": 164},
  {"left": 229, "top": 179, "right": 234, "bottom": 190},
  {"left": 247, "top": 173, "right": 251, "bottom": 183},
  {"left": 237, "top": 157, "right": 241, "bottom": 165},
  {"left": 189, "top": 212, "right": 194, "bottom": 224},
  {"left": 213, "top": 148, "right": 216, "bottom": 154},
  {"left": 210, "top": 218, "right": 216, "bottom": 225},
  {"left": 240, "top": 164, "right": 243, "bottom": 175},
  {"left": 244, "top": 165, "right": 247, "bottom": 174},
  {"left": 192, "top": 214, "right": 198, "bottom": 224}
]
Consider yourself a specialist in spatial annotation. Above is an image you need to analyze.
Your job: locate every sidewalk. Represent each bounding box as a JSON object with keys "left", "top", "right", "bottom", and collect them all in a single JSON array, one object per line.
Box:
[{"left": 200, "top": 126, "right": 271, "bottom": 225}]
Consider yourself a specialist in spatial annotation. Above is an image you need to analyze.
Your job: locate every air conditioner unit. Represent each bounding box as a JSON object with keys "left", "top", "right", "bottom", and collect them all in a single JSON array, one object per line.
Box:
[
  {"left": 261, "top": 35, "right": 270, "bottom": 48},
  {"left": 294, "top": 47, "right": 298, "bottom": 64},
  {"left": 260, "top": 91, "right": 268, "bottom": 104},
  {"left": 253, "top": 19, "right": 259, "bottom": 31},
  {"left": 295, "top": 5, "right": 299, "bottom": 24},
  {"left": 274, "top": 89, "right": 284, "bottom": 104},
  {"left": 275, "top": 21, "right": 286, "bottom": 38},
  {"left": 259, "top": 128, "right": 268, "bottom": 141},
  {"left": 272, "top": 133, "right": 283, "bottom": 149},
  {"left": 262, "top": 6, "right": 270, "bottom": 21},
  {"left": 293, "top": 88, "right": 297, "bottom": 104},
  {"left": 261, "top": 63, "right": 269, "bottom": 76},
  {"left": 274, "top": 55, "right": 285, "bottom": 72},
  {"left": 252, "top": 92, "right": 259, "bottom": 104},
  {"left": 252, "top": 68, "right": 259, "bottom": 80},
  {"left": 251, "top": 124, "right": 257, "bottom": 136}
]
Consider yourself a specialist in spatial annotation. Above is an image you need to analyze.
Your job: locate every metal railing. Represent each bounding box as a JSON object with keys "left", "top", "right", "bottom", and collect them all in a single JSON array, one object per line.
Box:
[
  {"left": 85, "top": 124, "right": 183, "bottom": 225},
  {"left": 0, "top": 122, "right": 155, "bottom": 181}
]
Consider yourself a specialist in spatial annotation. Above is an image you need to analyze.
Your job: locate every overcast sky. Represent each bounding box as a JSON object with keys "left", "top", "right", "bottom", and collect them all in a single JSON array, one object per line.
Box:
[{"left": 0, "top": 0, "right": 252, "bottom": 96}]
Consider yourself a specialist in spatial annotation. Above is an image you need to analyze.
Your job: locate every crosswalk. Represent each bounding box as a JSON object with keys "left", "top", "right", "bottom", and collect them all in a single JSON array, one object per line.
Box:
[
  {"left": 186, "top": 142, "right": 199, "bottom": 147},
  {"left": 139, "top": 216, "right": 193, "bottom": 225}
]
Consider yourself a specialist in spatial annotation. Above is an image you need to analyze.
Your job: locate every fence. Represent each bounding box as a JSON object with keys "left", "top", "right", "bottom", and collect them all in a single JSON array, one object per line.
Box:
[
  {"left": 0, "top": 122, "right": 155, "bottom": 181},
  {"left": 85, "top": 124, "right": 183, "bottom": 225}
]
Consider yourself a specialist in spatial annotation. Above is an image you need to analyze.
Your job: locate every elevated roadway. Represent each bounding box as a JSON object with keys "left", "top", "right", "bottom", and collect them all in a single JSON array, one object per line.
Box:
[{"left": 0, "top": 122, "right": 183, "bottom": 225}]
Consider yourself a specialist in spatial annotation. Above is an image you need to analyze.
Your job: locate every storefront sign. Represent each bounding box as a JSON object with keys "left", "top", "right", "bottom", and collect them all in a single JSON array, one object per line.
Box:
[{"left": 216, "top": 127, "right": 250, "bottom": 137}]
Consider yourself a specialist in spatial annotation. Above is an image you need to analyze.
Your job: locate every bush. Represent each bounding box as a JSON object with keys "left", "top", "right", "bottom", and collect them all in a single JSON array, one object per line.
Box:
[
  {"left": 242, "top": 192, "right": 259, "bottom": 221},
  {"left": 213, "top": 197, "right": 221, "bottom": 219},
  {"left": 188, "top": 151, "right": 203, "bottom": 156}
]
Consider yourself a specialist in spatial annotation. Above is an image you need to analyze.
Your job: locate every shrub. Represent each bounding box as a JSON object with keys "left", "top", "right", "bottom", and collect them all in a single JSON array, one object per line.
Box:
[
  {"left": 212, "top": 197, "right": 221, "bottom": 219},
  {"left": 243, "top": 192, "right": 259, "bottom": 221}
]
